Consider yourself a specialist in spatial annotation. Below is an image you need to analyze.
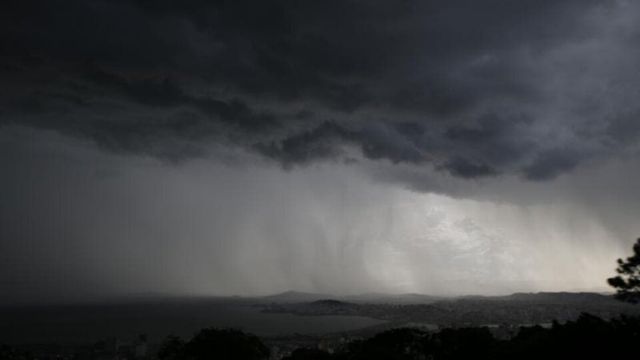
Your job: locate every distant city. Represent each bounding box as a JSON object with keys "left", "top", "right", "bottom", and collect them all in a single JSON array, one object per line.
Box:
[{"left": 2, "top": 291, "right": 640, "bottom": 359}]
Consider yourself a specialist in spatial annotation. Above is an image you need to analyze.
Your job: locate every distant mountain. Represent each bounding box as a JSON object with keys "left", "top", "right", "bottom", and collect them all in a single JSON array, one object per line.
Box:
[
  {"left": 258, "top": 291, "right": 618, "bottom": 305},
  {"left": 82, "top": 291, "right": 616, "bottom": 307},
  {"left": 504, "top": 292, "right": 613, "bottom": 303},
  {"left": 260, "top": 291, "right": 332, "bottom": 303},
  {"left": 258, "top": 291, "right": 444, "bottom": 305},
  {"left": 455, "top": 292, "right": 615, "bottom": 304},
  {"left": 311, "top": 299, "right": 353, "bottom": 306},
  {"left": 343, "top": 293, "right": 444, "bottom": 304},
  {"left": 260, "top": 291, "right": 640, "bottom": 327}
]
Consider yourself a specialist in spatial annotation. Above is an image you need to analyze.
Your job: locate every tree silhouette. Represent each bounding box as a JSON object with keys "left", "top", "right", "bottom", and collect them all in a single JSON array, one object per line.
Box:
[
  {"left": 608, "top": 237, "right": 640, "bottom": 303},
  {"left": 157, "top": 328, "right": 269, "bottom": 360},
  {"left": 282, "top": 348, "right": 333, "bottom": 360},
  {"left": 183, "top": 328, "right": 270, "bottom": 360},
  {"left": 157, "top": 335, "right": 185, "bottom": 360}
]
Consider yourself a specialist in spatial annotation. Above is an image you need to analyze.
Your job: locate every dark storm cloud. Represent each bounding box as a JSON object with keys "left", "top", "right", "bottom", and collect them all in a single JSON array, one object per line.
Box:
[
  {"left": 1, "top": 0, "right": 635, "bottom": 182},
  {"left": 523, "top": 148, "right": 583, "bottom": 181},
  {"left": 81, "top": 64, "right": 279, "bottom": 131},
  {"left": 256, "top": 121, "right": 426, "bottom": 167},
  {"left": 255, "top": 121, "right": 355, "bottom": 165},
  {"left": 441, "top": 158, "right": 498, "bottom": 179},
  {"left": 6, "top": 0, "right": 640, "bottom": 303}
]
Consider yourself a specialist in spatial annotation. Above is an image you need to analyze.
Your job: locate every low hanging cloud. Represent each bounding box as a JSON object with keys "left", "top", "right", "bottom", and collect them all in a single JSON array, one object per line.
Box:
[
  {"left": 6, "top": 0, "right": 640, "bottom": 302},
  {"left": 2, "top": 0, "right": 640, "bottom": 187}
]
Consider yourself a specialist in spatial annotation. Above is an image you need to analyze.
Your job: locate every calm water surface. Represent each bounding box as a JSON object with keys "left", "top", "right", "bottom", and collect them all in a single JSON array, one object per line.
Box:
[{"left": 0, "top": 302, "right": 385, "bottom": 344}]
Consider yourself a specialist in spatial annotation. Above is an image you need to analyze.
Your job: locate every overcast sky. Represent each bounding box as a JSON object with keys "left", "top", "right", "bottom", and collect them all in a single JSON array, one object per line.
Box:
[{"left": 2, "top": 0, "right": 640, "bottom": 304}]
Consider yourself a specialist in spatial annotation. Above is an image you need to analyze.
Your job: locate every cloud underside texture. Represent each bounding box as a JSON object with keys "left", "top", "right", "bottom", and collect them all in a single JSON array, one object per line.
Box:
[
  {"left": 2, "top": 0, "right": 640, "bottom": 187},
  {"left": 6, "top": 1, "right": 640, "bottom": 301}
]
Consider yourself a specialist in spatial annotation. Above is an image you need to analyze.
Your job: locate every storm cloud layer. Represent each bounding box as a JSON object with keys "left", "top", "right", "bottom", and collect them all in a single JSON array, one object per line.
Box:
[
  {"left": 2, "top": 0, "right": 640, "bottom": 302},
  {"left": 3, "top": 0, "right": 640, "bottom": 182}
]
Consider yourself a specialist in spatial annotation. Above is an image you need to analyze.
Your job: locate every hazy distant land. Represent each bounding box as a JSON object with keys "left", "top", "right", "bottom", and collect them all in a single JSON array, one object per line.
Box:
[{"left": 2, "top": 291, "right": 638, "bottom": 345}]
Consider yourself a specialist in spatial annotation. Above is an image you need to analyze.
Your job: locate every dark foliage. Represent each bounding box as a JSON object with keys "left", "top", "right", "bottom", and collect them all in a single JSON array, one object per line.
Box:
[
  {"left": 157, "top": 335, "right": 186, "bottom": 360},
  {"left": 335, "top": 328, "right": 426, "bottom": 360},
  {"left": 499, "top": 313, "right": 640, "bottom": 359},
  {"left": 329, "top": 314, "right": 640, "bottom": 360},
  {"left": 0, "top": 344, "right": 26, "bottom": 360},
  {"left": 158, "top": 328, "right": 270, "bottom": 360},
  {"left": 5, "top": 314, "right": 640, "bottom": 359},
  {"left": 431, "top": 327, "right": 496, "bottom": 360},
  {"left": 608, "top": 237, "right": 640, "bottom": 303},
  {"left": 282, "top": 348, "right": 333, "bottom": 360}
]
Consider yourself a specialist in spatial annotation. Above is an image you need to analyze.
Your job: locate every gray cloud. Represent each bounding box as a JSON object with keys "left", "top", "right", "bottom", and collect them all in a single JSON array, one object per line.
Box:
[
  {"left": 2, "top": 126, "right": 636, "bottom": 303},
  {"left": 523, "top": 148, "right": 583, "bottom": 181},
  {"left": 4, "top": 0, "right": 640, "bottom": 302},
  {"left": 4, "top": 0, "right": 638, "bottom": 185}
]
